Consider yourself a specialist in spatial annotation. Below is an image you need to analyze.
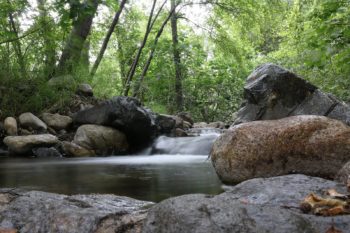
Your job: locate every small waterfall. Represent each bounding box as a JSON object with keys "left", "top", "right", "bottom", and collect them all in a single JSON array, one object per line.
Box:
[{"left": 145, "top": 128, "right": 222, "bottom": 155}]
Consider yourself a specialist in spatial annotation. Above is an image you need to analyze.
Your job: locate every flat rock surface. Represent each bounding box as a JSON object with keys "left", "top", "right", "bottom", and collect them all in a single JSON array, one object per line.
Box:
[
  {"left": 142, "top": 174, "right": 350, "bottom": 233},
  {"left": 0, "top": 189, "right": 152, "bottom": 233}
]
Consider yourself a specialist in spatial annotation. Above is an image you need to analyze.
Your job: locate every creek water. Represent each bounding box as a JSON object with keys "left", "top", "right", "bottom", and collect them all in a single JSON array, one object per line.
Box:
[{"left": 0, "top": 129, "right": 223, "bottom": 202}]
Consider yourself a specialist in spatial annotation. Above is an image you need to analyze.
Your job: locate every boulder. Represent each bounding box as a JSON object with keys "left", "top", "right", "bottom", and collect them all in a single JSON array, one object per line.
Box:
[
  {"left": 41, "top": 113, "right": 72, "bottom": 130},
  {"left": 175, "top": 128, "right": 187, "bottom": 137},
  {"left": 176, "top": 112, "right": 194, "bottom": 125},
  {"left": 335, "top": 161, "right": 350, "bottom": 184},
  {"left": 207, "top": 121, "right": 226, "bottom": 129},
  {"left": 18, "top": 113, "right": 47, "bottom": 131},
  {"left": 3, "top": 117, "right": 17, "bottom": 136},
  {"left": 233, "top": 63, "right": 350, "bottom": 126},
  {"left": 61, "top": 141, "right": 95, "bottom": 157},
  {"left": 142, "top": 174, "right": 350, "bottom": 233},
  {"left": 3, "top": 134, "right": 58, "bottom": 154},
  {"left": 73, "top": 96, "right": 156, "bottom": 149},
  {"left": 0, "top": 189, "right": 152, "bottom": 233},
  {"left": 155, "top": 114, "right": 176, "bottom": 134},
  {"left": 76, "top": 83, "right": 93, "bottom": 97},
  {"left": 211, "top": 115, "right": 350, "bottom": 184},
  {"left": 193, "top": 122, "right": 208, "bottom": 128},
  {"left": 182, "top": 121, "right": 192, "bottom": 130},
  {"left": 73, "top": 124, "right": 129, "bottom": 155}
]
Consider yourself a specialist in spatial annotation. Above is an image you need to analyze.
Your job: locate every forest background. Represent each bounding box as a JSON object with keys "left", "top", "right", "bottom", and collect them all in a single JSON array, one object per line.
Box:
[{"left": 0, "top": 0, "right": 349, "bottom": 122}]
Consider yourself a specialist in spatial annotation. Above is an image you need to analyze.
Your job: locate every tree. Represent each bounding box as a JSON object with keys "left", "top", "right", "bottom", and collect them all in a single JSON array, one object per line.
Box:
[
  {"left": 55, "top": 0, "right": 99, "bottom": 76},
  {"left": 90, "top": 0, "right": 127, "bottom": 77},
  {"left": 123, "top": 0, "right": 168, "bottom": 96},
  {"left": 170, "top": 0, "right": 183, "bottom": 111}
]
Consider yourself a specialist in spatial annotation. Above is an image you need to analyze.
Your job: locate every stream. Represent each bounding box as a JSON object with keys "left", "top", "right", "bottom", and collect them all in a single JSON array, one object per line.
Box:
[{"left": 0, "top": 129, "right": 223, "bottom": 202}]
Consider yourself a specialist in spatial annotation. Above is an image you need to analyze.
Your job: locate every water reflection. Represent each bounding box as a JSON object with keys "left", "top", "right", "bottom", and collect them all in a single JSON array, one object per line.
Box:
[{"left": 0, "top": 155, "right": 223, "bottom": 202}]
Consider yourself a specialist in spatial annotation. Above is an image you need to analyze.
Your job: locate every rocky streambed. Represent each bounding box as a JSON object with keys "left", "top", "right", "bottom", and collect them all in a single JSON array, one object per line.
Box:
[{"left": 1, "top": 175, "right": 350, "bottom": 233}]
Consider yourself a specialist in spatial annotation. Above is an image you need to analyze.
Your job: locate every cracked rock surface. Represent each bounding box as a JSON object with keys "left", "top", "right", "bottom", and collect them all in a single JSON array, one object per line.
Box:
[
  {"left": 0, "top": 189, "right": 152, "bottom": 233},
  {"left": 142, "top": 174, "right": 350, "bottom": 233}
]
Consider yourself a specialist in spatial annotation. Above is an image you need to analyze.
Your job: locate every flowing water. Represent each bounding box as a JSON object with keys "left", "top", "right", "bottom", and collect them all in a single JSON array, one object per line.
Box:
[{"left": 0, "top": 129, "right": 223, "bottom": 202}]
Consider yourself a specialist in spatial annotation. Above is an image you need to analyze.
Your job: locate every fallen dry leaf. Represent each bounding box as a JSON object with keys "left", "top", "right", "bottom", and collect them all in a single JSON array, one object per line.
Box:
[
  {"left": 325, "top": 225, "right": 342, "bottom": 233},
  {"left": 0, "top": 229, "right": 18, "bottom": 233},
  {"left": 325, "top": 189, "right": 349, "bottom": 200}
]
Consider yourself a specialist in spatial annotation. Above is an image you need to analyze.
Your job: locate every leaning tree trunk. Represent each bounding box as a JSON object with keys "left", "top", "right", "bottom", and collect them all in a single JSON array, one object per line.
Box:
[
  {"left": 90, "top": 0, "right": 127, "bottom": 77},
  {"left": 123, "top": 0, "right": 169, "bottom": 96},
  {"left": 7, "top": 8, "right": 26, "bottom": 78},
  {"left": 55, "top": 0, "right": 99, "bottom": 76},
  {"left": 171, "top": 0, "right": 183, "bottom": 112},
  {"left": 37, "top": 0, "right": 56, "bottom": 79},
  {"left": 132, "top": 8, "right": 176, "bottom": 98}
]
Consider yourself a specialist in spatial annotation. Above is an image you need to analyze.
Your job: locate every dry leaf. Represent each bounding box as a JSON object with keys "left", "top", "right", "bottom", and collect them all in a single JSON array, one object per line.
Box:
[
  {"left": 0, "top": 229, "right": 18, "bottom": 233},
  {"left": 325, "top": 226, "right": 343, "bottom": 233},
  {"left": 325, "top": 189, "right": 349, "bottom": 200}
]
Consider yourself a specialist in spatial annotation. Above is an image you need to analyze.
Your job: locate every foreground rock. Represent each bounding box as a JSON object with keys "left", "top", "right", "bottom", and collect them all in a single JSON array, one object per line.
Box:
[
  {"left": 143, "top": 174, "right": 350, "bottom": 233},
  {"left": 3, "top": 134, "right": 58, "bottom": 154},
  {"left": 233, "top": 63, "right": 350, "bottom": 125},
  {"left": 0, "top": 189, "right": 152, "bottom": 233},
  {"left": 42, "top": 113, "right": 72, "bottom": 130},
  {"left": 18, "top": 112, "right": 47, "bottom": 131},
  {"left": 211, "top": 115, "right": 350, "bottom": 184},
  {"left": 73, "top": 124, "right": 129, "bottom": 155},
  {"left": 73, "top": 96, "right": 156, "bottom": 149}
]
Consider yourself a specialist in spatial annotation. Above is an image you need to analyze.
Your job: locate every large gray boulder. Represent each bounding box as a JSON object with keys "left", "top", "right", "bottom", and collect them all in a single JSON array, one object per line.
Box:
[
  {"left": 211, "top": 115, "right": 350, "bottom": 184},
  {"left": 73, "top": 124, "right": 129, "bottom": 155},
  {"left": 73, "top": 96, "right": 156, "bottom": 149},
  {"left": 19, "top": 112, "right": 47, "bottom": 131},
  {"left": 233, "top": 63, "right": 350, "bottom": 126},
  {"left": 142, "top": 174, "right": 350, "bottom": 233},
  {"left": 0, "top": 189, "right": 152, "bottom": 233},
  {"left": 3, "top": 134, "right": 58, "bottom": 154}
]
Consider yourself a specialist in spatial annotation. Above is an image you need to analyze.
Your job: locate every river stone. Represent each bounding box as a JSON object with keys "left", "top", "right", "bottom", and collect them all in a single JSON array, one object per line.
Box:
[
  {"left": 73, "top": 96, "right": 156, "bottom": 149},
  {"left": 176, "top": 112, "right": 194, "bottom": 125},
  {"left": 211, "top": 115, "right": 350, "bottom": 184},
  {"left": 61, "top": 141, "right": 95, "bottom": 157},
  {"left": 233, "top": 63, "right": 350, "bottom": 126},
  {"left": 142, "top": 174, "right": 350, "bottom": 233},
  {"left": 3, "top": 134, "right": 58, "bottom": 154},
  {"left": 155, "top": 114, "right": 176, "bottom": 134},
  {"left": 41, "top": 113, "right": 72, "bottom": 130},
  {"left": 18, "top": 112, "right": 47, "bottom": 131},
  {"left": 0, "top": 189, "right": 152, "bottom": 233},
  {"left": 73, "top": 124, "right": 129, "bottom": 155},
  {"left": 3, "top": 117, "right": 17, "bottom": 136},
  {"left": 76, "top": 83, "right": 93, "bottom": 97}
]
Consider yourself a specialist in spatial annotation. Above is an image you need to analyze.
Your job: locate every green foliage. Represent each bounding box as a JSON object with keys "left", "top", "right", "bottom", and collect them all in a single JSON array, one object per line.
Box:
[{"left": 0, "top": 0, "right": 349, "bottom": 121}]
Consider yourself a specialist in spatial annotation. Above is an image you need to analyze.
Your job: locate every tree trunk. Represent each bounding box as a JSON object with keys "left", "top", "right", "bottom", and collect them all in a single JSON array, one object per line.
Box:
[
  {"left": 171, "top": 0, "right": 183, "bottom": 111},
  {"left": 8, "top": 9, "right": 26, "bottom": 78},
  {"left": 123, "top": 0, "right": 168, "bottom": 96},
  {"left": 55, "top": 0, "right": 99, "bottom": 76},
  {"left": 132, "top": 8, "right": 175, "bottom": 98},
  {"left": 90, "top": 0, "right": 127, "bottom": 77},
  {"left": 37, "top": 0, "right": 56, "bottom": 78}
]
